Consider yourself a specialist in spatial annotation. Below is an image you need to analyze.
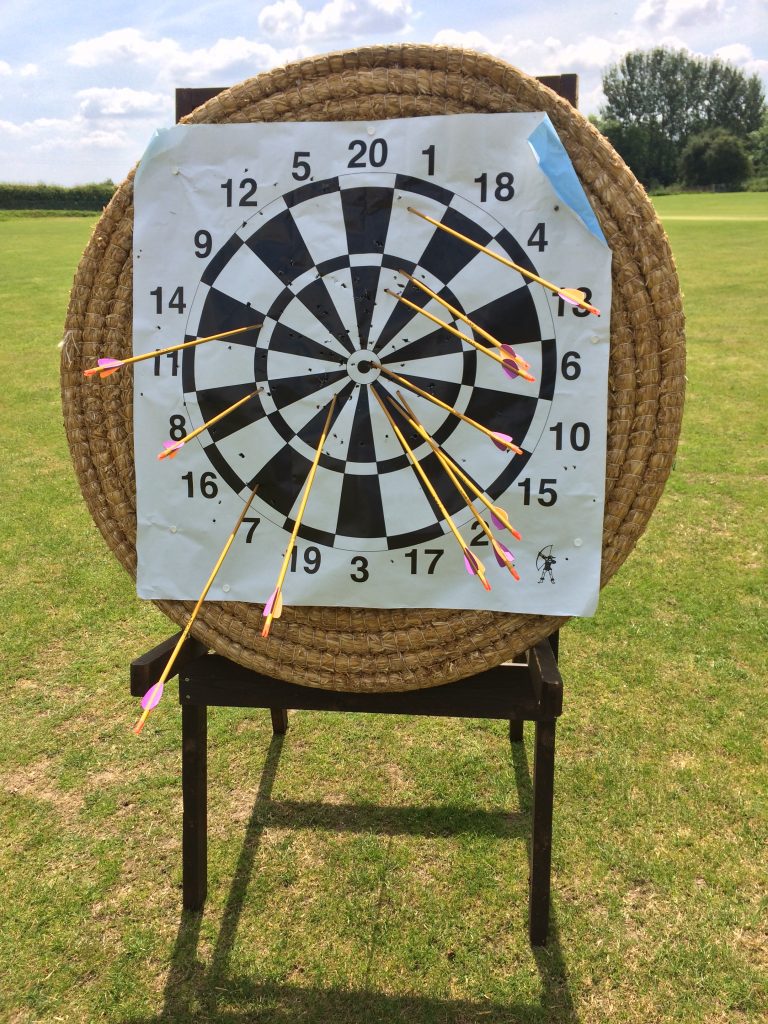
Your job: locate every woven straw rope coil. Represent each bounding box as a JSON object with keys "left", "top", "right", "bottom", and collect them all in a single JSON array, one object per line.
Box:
[{"left": 61, "top": 44, "right": 685, "bottom": 692}]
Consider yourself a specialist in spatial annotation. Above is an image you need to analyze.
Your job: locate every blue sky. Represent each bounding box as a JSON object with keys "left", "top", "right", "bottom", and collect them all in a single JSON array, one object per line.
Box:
[{"left": 1, "top": 0, "right": 766, "bottom": 185}]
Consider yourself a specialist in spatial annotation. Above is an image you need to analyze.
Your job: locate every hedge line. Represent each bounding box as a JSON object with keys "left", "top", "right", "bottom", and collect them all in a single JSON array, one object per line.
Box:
[{"left": 0, "top": 182, "right": 116, "bottom": 210}]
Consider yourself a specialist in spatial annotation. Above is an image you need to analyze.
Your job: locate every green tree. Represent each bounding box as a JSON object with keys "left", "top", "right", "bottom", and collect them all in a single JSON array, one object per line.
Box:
[
  {"left": 681, "top": 129, "right": 752, "bottom": 188},
  {"left": 600, "top": 48, "right": 765, "bottom": 185},
  {"left": 747, "top": 112, "right": 768, "bottom": 175}
]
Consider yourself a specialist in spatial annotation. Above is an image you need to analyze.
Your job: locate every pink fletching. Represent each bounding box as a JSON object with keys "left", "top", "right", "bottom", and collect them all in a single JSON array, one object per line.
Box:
[
  {"left": 98, "top": 358, "right": 122, "bottom": 368},
  {"left": 491, "top": 509, "right": 506, "bottom": 530},
  {"left": 263, "top": 589, "right": 278, "bottom": 617},
  {"left": 502, "top": 359, "right": 520, "bottom": 380},
  {"left": 491, "top": 431, "right": 513, "bottom": 451},
  {"left": 463, "top": 549, "right": 479, "bottom": 576},
  {"left": 500, "top": 344, "right": 531, "bottom": 371},
  {"left": 558, "top": 290, "right": 580, "bottom": 308},
  {"left": 141, "top": 681, "right": 164, "bottom": 713},
  {"left": 493, "top": 539, "right": 514, "bottom": 567},
  {"left": 159, "top": 439, "right": 184, "bottom": 460}
]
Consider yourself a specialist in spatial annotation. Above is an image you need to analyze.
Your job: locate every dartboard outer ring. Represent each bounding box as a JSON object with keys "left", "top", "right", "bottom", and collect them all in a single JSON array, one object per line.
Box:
[
  {"left": 61, "top": 44, "right": 686, "bottom": 693},
  {"left": 182, "top": 170, "right": 554, "bottom": 551}
]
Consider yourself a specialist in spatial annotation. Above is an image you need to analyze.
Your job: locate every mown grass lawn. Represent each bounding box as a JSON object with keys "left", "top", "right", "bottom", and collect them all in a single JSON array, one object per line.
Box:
[{"left": 0, "top": 193, "right": 765, "bottom": 1023}]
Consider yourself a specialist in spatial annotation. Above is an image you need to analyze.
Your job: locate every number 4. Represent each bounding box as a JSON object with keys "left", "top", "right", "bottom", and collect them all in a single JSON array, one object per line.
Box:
[{"left": 527, "top": 223, "right": 548, "bottom": 252}]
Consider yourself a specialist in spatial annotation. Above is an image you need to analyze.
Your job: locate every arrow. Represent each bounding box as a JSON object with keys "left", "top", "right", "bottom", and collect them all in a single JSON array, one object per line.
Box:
[
  {"left": 262, "top": 587, "right": 284, "bottom": 620},
  {"left": 132, "top": 481, "right": 260, "bottom": 735},
  {"left": 388, "top": 392, "right": 523, "bottom": 543},
  {"left": 379, "top": 360, "right": 523, "bottom": 454},
  {"left": 489, "top": 505, "right": 523, "bottom": 541},
  {"left": 83, "top": 357, "right": 123, "bottom": 379},
  {"left": 261, "top": 394, "right": 338, "bottom": 638},
  {"left": 558, "top": 287, "right": 589, "bottom": 308},
  {"left": 157, "top": 389, "right": 262, "bottom": 460},
  {"left": 490, "top": 535, "right": 520, "bottom": 581},
  {"left": 388, "top": 391, "right": 520, "bottom": 582},
  {"left": 376, "top": 364, "right": 523, "bottom": 455},
  {"left": 84, "top": 323, "right": 262, "bottom": 379},
  {"left": 385, "top": 288, "right": 532, "bottom": 383},
  {"left": 160, "top": 439, "right": 184, "bottom": 459},
  {"left": 407, "top": 207, "right": 601, "bottom": 316},
  {"left": 462, "top": 547, "right": 491, "bottom": 590},
  {"left": 373, "top": 388, "right": 491, "bottom": 592},
  {"left": 396, "top": 271, "right": 535, "bottom": 380},
  {"left": 499, "top": 345, "right": 531, "bottom": 382}
]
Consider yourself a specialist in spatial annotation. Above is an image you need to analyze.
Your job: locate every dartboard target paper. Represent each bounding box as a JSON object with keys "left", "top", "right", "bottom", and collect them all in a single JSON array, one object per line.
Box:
[
  {"left": 61, "top": 45, "right": 686, "bottom": 691},
  {"left": 132, "top": 113, "right": 611, "bottom": 615}
]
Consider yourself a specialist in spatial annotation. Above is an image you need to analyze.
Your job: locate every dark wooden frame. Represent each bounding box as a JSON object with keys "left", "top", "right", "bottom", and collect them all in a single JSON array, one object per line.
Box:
[{"left": 131, "top": 634, "right": 562, "bottom": 945}]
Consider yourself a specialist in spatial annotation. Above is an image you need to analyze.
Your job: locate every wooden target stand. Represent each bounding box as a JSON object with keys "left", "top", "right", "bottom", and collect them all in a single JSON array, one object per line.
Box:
[{"left": 130, "top": 75, "right": 578, "bottom": 948}]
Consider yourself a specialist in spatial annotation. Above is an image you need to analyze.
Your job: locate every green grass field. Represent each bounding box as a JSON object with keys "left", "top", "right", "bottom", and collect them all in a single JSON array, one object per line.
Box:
[{"left": 0, "top": 192, "right": 765, "bottom": 1023}]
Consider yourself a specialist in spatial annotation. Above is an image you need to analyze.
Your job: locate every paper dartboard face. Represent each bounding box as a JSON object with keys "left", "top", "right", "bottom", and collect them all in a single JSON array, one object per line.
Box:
[{"left": 132, "top": 112, "right": 611, "bottom": 616}]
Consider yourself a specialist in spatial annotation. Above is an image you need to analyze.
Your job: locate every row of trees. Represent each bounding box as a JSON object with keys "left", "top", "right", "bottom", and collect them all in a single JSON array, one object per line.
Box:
[
  {"left": 595, "top": 48, "right": 767, "bottom": 189},
  {"left": 0, "top": 181, "right": 116, "bottom": 210}
]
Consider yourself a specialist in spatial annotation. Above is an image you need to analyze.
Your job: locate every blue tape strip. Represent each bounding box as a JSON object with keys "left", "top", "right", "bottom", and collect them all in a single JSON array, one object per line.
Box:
[{"left": 528, "top": 117, "right": 605, "bottom": 242}]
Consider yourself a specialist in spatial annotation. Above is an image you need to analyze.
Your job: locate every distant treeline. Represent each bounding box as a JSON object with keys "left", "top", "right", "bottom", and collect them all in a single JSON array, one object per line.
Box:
[{"left": 0, "top": 182, "right": 117, "bottom": 210}]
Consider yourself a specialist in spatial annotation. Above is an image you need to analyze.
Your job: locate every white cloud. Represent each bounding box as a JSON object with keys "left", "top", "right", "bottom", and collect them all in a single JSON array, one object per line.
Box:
[
  {"left": 20, "top": 63, "right": 38, "bottom": 77},
  {"left": 258, "top": 0, "right": 413, "bottom": 41},
  {"left": 0, "top": 115, "right": 127, "bottom": 146},
  {"left": 0, "top": 60, "right": 11, "bottom": 76},
  {"left": 714, "top": 43, "right": 768, "bottom": 76},
  {"left": 431, "top": 28, "right": 638, "bottom": 78},
  {"left": 634, "top": 0, "right": 727, "bottom": 32},
  {"left": 66, "top": 26, "right": 311, "bottom": 84},
  {"left": 68, "top": 28, "right": 180, "bottom": 69},
  {"left": 429, "top": 25, "right": 680, "bottom": 114},
  {"left": 77, "top": 87, "right": 169, "bottom": 119},
  {"left": 258, "top": 0, "right": 304, "bottom": 36}
]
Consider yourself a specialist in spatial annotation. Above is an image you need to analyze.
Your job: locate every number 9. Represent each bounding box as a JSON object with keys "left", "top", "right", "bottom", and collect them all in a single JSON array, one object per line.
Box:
[{"left": 194, "top": 229, "right": 212, "bottom": 258}]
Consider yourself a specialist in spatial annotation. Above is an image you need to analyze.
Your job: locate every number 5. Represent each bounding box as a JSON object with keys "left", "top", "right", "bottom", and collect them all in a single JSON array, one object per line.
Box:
[{"left": 292, "top": 151, "right": 311, "bottom": 181}]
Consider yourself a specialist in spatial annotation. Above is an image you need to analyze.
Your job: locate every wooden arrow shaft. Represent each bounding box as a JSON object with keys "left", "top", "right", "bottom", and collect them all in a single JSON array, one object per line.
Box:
[
  {"left": 391, "top": 396, "right": 522, "bottom": 540},
  {"left": 161, "top": 389, "right": 261, "bottom": 455},
  {"left": 134, "top": 482, "right": 260, "bottom": 734},
  {"left": 388, "top": 392, "right": 495, "bottom": 546},
  {"left": 91, "top": 323, "right": 261, "bottom": 374},
  {"left": 376, "top": 364, "right": 519, "bottom": 453},
  {"left": 398, "top": 271, "right": 502, "bottom": 351},
  {"left": 371, "top": 388, "right": 467, "bottom": 556},
  {"left": 408, "top": 207, "right": 599, "bottom": 315},
  {"left": 386, "top": 289, "right": 508, "bottom": 368},
  {"left": 262, "top": 394, "right": 338, "bottom": 635}
]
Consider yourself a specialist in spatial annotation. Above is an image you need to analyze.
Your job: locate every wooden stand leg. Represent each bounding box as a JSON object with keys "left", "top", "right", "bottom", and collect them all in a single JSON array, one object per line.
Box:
[
  {"left": 509, "top": 719, "right": 524, "bottom": 743},
  {"left": 182, "top": 703, "right": 207, "bottom": 911},
  {"left": 529, "top": 718, "right": 556, "bottom": 946},
  {"left": 270, "top": 707, "right": 289, "bottom": 734}
]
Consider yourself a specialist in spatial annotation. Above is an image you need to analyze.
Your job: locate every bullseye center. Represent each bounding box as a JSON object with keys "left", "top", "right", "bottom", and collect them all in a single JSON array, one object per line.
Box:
[{"left": 347, "top": 349, "right": 381, "bottom": 385}]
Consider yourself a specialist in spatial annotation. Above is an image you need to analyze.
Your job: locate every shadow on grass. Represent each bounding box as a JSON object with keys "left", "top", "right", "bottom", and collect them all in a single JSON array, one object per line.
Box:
[{"left": 124, "top": 729, "right": 577, "bottom": 1024}]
